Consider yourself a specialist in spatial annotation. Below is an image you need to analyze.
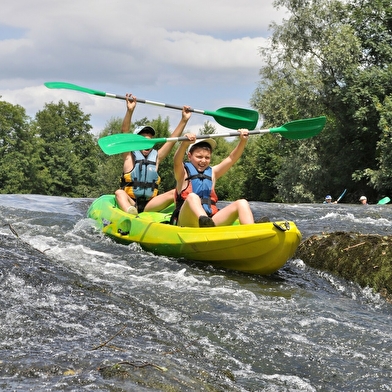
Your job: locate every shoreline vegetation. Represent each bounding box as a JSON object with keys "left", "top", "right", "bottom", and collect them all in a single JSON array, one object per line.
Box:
[{"left": 295, "top": 232, "right": 392, "bottom": 303}]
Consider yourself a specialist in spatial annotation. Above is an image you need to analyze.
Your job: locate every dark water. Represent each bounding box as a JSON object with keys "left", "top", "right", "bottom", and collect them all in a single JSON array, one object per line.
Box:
[{"left": 1, "top": 194, "right": 391, "bottom": 391}]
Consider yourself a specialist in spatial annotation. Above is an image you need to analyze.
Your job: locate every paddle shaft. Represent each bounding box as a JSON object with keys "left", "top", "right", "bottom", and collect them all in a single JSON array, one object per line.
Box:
[
  {"left": 146, "top": 116, "right": 327, "bottom": 142},
  {"left": 163, "top": 129, "right": 276, "bottom": 143},
  {"left": 98, "top": 130, "right": 271, "bottom": 155},
  {"left": 336, "top": 189, "right": 347, "bottom": 203},
  {"left": 44, "top": 82, "right": 259, "bottom": 129},
  {"left": 99, "top": 129, "right": 278, "bottom": 155},
  {"left": 98, "top": 116, "right": 327, "bottom": 155},
  {"left": 99, "top": 92, "right": 206, "bottom": 115}
]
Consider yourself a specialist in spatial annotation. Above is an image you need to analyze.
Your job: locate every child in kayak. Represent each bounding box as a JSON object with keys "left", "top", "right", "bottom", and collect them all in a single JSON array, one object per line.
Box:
[
  {"left": 171, "top": 131, "right": 254, "bottom": 227},
  {"left": 115, "top": 93, "right": 191, "bottom": 214}
]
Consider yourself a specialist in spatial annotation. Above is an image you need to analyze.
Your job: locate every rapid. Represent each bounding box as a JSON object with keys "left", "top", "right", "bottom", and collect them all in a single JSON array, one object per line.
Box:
[{"left": 1, "top": 194, "right": 391, "bottom": 391}]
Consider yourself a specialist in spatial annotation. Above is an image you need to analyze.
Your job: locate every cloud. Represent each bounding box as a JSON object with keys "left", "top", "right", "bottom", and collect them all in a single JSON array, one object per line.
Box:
[{"left": 0, "top": 0, "right": 287, "bottom": 134}]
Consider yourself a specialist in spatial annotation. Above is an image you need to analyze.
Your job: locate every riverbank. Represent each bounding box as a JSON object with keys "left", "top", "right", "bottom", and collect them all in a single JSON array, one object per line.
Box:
[{"left": 295, "top": 232, "right": 392, "bottom": 303}]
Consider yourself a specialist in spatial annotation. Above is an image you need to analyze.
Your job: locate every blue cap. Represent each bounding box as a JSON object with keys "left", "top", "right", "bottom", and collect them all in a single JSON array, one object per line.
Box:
[{"left": 325, "top": 195, "right": 332, "bottom": 200}]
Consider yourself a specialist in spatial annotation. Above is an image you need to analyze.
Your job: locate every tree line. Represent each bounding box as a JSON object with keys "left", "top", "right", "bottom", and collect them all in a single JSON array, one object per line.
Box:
[
  {"left": 250, "top": 0, "right": 392, "bottom": 203},
  {"left": 1, "top": 0, "right": 392, "bottom": 204},
  {"left": 0, "top": 98, "right": 276, "bottom": 201}
]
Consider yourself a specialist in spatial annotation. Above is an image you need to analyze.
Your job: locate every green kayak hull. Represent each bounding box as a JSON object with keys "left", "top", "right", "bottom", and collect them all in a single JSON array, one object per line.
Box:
[{"left": 87, "top": 195, "right": 302, "bottom": 275}]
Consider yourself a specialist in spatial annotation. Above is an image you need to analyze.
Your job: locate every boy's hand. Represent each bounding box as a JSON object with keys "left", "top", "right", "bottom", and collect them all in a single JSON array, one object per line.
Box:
[{"left": 238, "top": 129, "right": 249, "bottom": 140}]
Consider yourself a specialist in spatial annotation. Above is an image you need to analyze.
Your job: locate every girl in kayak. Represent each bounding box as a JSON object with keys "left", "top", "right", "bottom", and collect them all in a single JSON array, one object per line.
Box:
[{"left": 171, "top": 131, "right": 254, "bottom": 227}]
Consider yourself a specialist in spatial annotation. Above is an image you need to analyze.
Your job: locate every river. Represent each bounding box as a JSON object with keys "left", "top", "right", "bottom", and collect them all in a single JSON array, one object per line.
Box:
[{"left": 1, "top": 194, "right": 391, "bottom": 391}]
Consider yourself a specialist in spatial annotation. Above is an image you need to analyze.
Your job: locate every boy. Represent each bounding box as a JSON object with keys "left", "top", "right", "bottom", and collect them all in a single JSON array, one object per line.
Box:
[{"left": 171, "top": 131, "right": 254, "bottom": 227}]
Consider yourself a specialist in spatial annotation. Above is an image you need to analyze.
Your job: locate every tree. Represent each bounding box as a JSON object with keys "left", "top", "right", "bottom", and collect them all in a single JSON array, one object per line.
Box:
[
  {"left": 355, "top": 95, "right": 392, "bottom": 195},
  {"left": 250, "top": 0, "right": 392, "bottom": 202},
  {"left": 32, "top": 100, "right": 100, "bottom": 197},
  {"left": 0, "top": 100, "right": 40, "bottom": 194},
  {"left": 200, "top": 121, "right": 217, "bottom": 135}
]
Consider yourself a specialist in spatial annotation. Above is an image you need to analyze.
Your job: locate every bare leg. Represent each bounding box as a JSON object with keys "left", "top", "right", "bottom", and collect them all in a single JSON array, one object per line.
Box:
[
  {"left": 212, "top": 199, "right": 254, "bottom": 226},
  {"left": 115, "top": 189, "right": 136, "bottom": 213},
  {"left": 144, "top": 189, "right": 175, "bottom": 212},
  {"left": 177, "top": 193, "right": 206, "bottom": 227}
]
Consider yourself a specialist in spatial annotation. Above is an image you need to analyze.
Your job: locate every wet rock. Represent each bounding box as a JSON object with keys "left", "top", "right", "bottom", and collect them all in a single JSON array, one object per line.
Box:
[{"left": 294, "top": 232, "right": 392, "bottom": 302}]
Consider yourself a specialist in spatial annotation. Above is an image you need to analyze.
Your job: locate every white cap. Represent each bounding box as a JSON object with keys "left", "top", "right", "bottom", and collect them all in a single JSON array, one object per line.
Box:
[
  {"left": 134, "top": 125, "right": 155, "bottom": 136},
  {"left": 187, "top": 138, "right": 217, "bottom": 153},
  {"left": 359, "top": 196, "right": 367, "bottom": 201}
]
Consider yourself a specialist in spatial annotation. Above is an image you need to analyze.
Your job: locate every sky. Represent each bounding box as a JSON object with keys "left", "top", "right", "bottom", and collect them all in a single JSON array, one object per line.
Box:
[{"left": 1, "top": 0, "right": 288, "bottom": 136}]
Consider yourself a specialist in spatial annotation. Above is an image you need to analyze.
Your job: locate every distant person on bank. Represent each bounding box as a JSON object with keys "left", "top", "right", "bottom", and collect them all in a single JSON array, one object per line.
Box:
[
  {"left": 359, "top": 196, "right": 368, "bottom": 205},
  {"left": 323, "top": 195, "right": 337, "bottom": 204}
]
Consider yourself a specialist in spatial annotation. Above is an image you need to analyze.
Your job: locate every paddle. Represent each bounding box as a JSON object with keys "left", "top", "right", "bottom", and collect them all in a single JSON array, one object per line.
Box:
[
  {"left": 377, "top": 196, "right": 390, "bottom": 205},
  {"left": 336, "top": 189, "right": 347, "bottom": 203},
  {"left": 44, "top": 81, "right": 259, "bottom": 130},
  {"left": 98, "top": 116, "right": 327, "bottom": 155}
]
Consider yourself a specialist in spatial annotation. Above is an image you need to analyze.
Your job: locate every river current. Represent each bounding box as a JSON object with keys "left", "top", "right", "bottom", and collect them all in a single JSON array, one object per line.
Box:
[{"left": 0, "top": 194, "right": 391, "bottom": 391}]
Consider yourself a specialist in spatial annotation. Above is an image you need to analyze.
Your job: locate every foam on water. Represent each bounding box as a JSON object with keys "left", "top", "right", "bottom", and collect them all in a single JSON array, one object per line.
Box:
[{"left": 1, "top": 195, "right": 392, "bottom": 391}]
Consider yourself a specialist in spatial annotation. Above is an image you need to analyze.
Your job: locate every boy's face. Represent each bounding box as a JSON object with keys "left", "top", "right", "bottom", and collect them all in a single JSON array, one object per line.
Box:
[{"left": 188, "top": 147, "right": 212, "bottom": 172}]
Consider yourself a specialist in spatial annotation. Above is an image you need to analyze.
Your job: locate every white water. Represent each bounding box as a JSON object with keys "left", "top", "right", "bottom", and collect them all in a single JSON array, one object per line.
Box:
[{"left": 0, "top": 194, "right": 391, "bottom": 391}]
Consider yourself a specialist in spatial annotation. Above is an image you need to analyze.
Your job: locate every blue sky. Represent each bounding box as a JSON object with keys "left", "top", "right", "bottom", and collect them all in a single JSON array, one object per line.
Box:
[{"left": 1, "top": 0, "right": 287, "bottom": 135}]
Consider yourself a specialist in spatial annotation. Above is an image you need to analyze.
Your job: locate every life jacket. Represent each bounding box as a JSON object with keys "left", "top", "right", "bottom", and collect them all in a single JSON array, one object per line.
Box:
[
  {"left": 171, "top": 162, "right": 218, "bottom": 225},
  {"left": 120, "top": 150, "right": 161, "bottom": 203}
]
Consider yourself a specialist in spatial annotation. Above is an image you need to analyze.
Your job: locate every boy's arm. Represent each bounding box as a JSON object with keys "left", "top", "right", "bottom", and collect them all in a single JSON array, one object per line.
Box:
[
  {"left": 121, "top": 94, "right": 137, "bottom": 162},
  {"left": 173, "top": 133, "right": 195, "bottom": 192},
  {"left": 213, "top": 129, "right": 249, "bottom": 179},
  {"left": 157, "top": 106, "right": 191, "bottom": 162},
  {"left": 121, "top": 93, "right": 136, "bottom": 133}
]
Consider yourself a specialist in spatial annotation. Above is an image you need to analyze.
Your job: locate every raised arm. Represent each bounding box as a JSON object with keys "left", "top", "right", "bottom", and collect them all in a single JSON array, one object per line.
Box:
[
  {"left": 157, "top": 106, "right": 191, "bottom": 162},
  {"left": 121, "top": 94, "right": 137, "bottom": 134},
  {"left": 213, "top": 129, "right": 249, "bottom": 180},
  {"left": 173, "top": 133, "right": 196, "bottom": 193},
  {"left": 120, "top": 94, "right": 137, "bottom": 160}
]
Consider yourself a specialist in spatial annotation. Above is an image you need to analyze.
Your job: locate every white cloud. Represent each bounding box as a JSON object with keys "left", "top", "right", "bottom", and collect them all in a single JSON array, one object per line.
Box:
[{"left": 0, "top": 0, "right": 287, "bottom": 134}]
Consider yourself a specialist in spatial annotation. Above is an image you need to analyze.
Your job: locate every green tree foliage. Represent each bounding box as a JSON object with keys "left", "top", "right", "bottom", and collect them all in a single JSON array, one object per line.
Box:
[
  {"left": 355, "top": 95, "right": 392, "bottom": 195},
  {"left": 200, "top": 121, "right": 217, "bottom": 135},
  {"left": 32, "top": 100, "right": 100, "bottom": 197},
  {"left": 3, "top": 0, "right": 392, "bottom": 206},
  {"left": 0, "top": 100, "right": 39, "bottom": 194},
  {"left": 251, "top": 0, "right": 392, "bottom": 202}
]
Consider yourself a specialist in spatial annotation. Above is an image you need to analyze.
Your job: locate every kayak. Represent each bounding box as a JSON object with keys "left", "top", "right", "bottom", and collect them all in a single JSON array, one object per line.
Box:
[{"left": 87, "top": 195, "right": 302, "bottom": 275}]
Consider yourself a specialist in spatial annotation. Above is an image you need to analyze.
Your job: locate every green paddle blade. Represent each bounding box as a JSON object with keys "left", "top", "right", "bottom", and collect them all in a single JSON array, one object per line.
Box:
[
  {"left": 45, "top": 81, "right": 106, "bottom": 97},
  {"left": 270, "top": 116, "right": 327, "bottom": 139},
  {"left": 377, "top": 196, "right": 390, "bottom": 205},
  {"left": 98, "top": 134, "right": 167, "bottom": 155},
  {"left": 205, "top": 107, "right": 259, "bottom": 130}
]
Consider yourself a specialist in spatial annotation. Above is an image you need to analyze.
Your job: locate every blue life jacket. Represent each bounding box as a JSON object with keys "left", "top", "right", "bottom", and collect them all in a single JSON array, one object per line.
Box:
[
  {"left": 183, "top": 162, "right": 217, "bottom": 215},
  {"left": 121, "top": 150, "right": 160, "bottom": 200}
]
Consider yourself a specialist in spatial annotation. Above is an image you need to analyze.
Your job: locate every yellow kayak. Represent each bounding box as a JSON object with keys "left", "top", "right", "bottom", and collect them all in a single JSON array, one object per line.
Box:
[{"left": 87, "top": 195, "right": 302, "bottom": 275}]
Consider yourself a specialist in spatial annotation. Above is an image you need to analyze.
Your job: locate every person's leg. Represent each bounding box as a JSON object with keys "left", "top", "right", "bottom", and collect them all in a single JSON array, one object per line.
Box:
[
  {"left": 236, "top": 199, "right": 254, "bottom": 224},
  {"left": 144, "top": 189, "right": 175, "bottom": 212},
  {"left": 177, "top": 193, "right": 207, "bottom": 227},
  {"left": 212, "top": 199, "right": 254, "bottom": 226},
  {"left": 115, "top": 189, "right": 137, "bottom": 214}
]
